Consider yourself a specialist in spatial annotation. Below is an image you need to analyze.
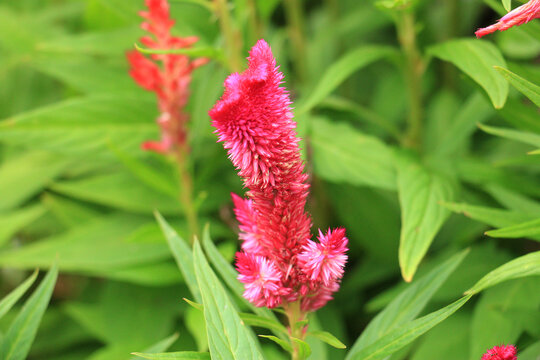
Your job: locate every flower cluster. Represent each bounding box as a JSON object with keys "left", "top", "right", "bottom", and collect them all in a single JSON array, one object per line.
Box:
[
  {"left": 476, "top": 0, "right": 540, "bottom": 38},
  {"left": 209, "top": 40, "right": 348, "bottom": 312},
  {"left": 127, "top": 0, "right": 207, "bottom": 154},
  {"left": 481, "top": 344, "right": 517, "bottom": 360}
]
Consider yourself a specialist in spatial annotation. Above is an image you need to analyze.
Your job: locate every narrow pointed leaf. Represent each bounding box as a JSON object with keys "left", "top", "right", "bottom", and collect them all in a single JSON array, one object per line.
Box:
[
  {"left": 396, "top": 154, "right": 455, "bottom": 281},
  {"left": 0, "top": 151, "right": 70, "bottom": 212},
  {"left": 429, "top": 39, "right": 508, "bottom": 108},
  {"left": 307, "top": 331, "right": 346, "bottom": 349},
  {"left": 347, "top": 249, "right": 468, "bottom": 357},
  {"left": 297, "top": 46, "right": 397, "bottom": 113},
  {"left": 478, "top": 123, "right": 540, "bottom": 147},
  {"left": 193, "top": 241, "right": 263, "bottom": 360},
  {"left": 239, "top": 313, "right": 287, "bottom": 334},
  {"left": 486, "top": 218, "right": 540, "bottom": 239},
  {"left": 441, "top": 201, "right": 535, "bottom": 228},
  {"left": 0, "top": 263, "right": 58, "bottom": 360},
  {"left": 494, "top": 66, "right": 540, "bottom": 107},
  {"left": 132, "top": 352, "right": 211, "bottom": 360},
  {"left": 0, "top": 270, "right": 38, "bottom": 320},
  {"left": 258, "top": 335, "right": 292, "bottom": 353},
  {"left": 155, "top": 212, "right": 201, "bottom": 303},
  {"left": 130, "top": 333, "right": 180, "bottom": 360},
  {"left": 347, "top": 296, "right": 471, "bottom": 360},
  {"left": 466, "top": 251, "right": 540, "bottom": 295},
  {"left": 0, "top": 205, "right": 46, "bottom": 246},
  {"left": 311, "top": 118, "right": 396, "bottom": 190},
  {"left": 184, "top": 298, "right": 203, "bottom": 311},
  {"left": 502, "top": 0, "right": 511, "bottom": 11}
]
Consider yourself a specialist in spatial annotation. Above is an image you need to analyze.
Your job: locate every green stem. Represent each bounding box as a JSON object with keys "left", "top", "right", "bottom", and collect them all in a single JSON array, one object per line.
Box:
[
  {"left": 283, "top": 0, "right": 307, "bottom": 83},
  {"left": 285, "top": 301, "right": 307, "bottom": 360},
  {"left": 214, "top": 0, "right": 243, "bottom": 72},
  {"left": 397, "top": 11, "right": 424, "bottom": 149},
  {"left": 175, "top": 146, "right": 200, "bottom": 243}
]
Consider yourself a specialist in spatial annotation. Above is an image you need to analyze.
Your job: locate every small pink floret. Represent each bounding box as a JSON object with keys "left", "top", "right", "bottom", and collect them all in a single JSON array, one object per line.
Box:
[
  {"left": 481, "top": 344, "right": 517, "bottom": 360},
  {"left": 236, "top": 252, "right": 287, "bottom": 308},
  {"left": 298, "top": 228, "right": 348, "bottom": 286},
  {"left": 476, "top": 0, "right": 540, "bottom": 37}
]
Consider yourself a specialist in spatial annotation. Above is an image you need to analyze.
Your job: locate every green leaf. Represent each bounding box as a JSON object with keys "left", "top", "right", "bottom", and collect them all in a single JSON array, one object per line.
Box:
[
  {"left": 0, "top": 270, "right": 38, "bottom": 320},
  {"left": 441, "top": 201, "right": 536, "bottom": 228},
  {"left": 486, "top": 217, "right": 540, "bottom": 239},
  {"left": 32, "top": 57, "right": 139, "bottom": 95},
  {"left": 0, "top": 263, "right": 58, "bottom": 360},
  {"left": 429, "top": 39, "right": 508, "bottom": 108},
  {"left": 109, "top": 145, "right": 178, "bottom": 197},
  {"left": 297, "top": 46, "right": 397, "bottom": 113},
  {"left": 396, "top": 154, "right": 455, "bottom": 281},
  {"left": 434, "top": 92, "right": 493, "bottom": 157},
  {"left": 502, "top": 0, "right": 512, "bottom": 11},
  {"left": 193, "top": 241, "right": 263, "bottom": 360},
  {"left": 52, "top": 172, "right": 181, "bottom": 215},
  {"left": 311, "top": 118, "right": 396, "bottom": 190},
  {"left": 0, "top": 96, "right": 157, "bottom": 158},
  {"left": 0, "top": 205, "right": 46, "bottom": 246},
  {"left": 0, "top": 151, "right": 70, "bottom": 211},
  {"left": 131, "top": 352, "right": 210, "bottom": 360},
  {"left": 478, "top": 123, "right": 540, "bottom": 148},
  {"left": 65, "top": 281, "right": 180, "bottom": 347},
  {"left": 494, "top": 66, "right": 540, "bottom": 107},
  {"left": 184, "top": 298, "right": 203, "bottom": 311},
  {"left": 346, "top": 295, "right": 472, "bottom": 360},
  {"left": 520, "top": 341, "right": 540, "bottom": 360},
  {"left": 258, "top": 335, "right": 292, "bottom": 353},
  {"left": 466, "top": 251, "right": 540, "bottom": 295},
  {"left": 186, "top": 305, "right": 208, "bottom": 351},
  {"left": 0, "top": 215, "right": 170, "bottom": 273},
  {"left": 347, "top": 249, "right": 468, "bottom": 357},
  {"left": 134, "top": 43, "right": 224, "bottom": 61},
  {"left": 129, "top": 333, "right": 180, "bottom": 360},
  {"left": 155, "top": 212, "right": 201, "bottom": 303},
  {"left": 307, "top": 331, "right": 346, "bottom": 349},
  {"left": 239, "top": 313, "right": 287, "bottom": 334}
]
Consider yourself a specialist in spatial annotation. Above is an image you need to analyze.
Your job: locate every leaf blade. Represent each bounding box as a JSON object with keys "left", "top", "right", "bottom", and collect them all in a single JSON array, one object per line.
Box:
[{"left": 0, "top": 263, "right": 59, "bottom": 360}]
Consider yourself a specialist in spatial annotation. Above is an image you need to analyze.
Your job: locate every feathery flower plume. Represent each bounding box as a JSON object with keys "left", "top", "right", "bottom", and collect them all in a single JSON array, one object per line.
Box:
[
  {"left": 476, "top": 0, "right": 540, "bottom": 38},
  {"left": 127, "top": 0, "right": 207, "bottom": 154},
  {"left": 209, "top": 39, "right": 348, "bottom": 313},
  {"left": 481, "top": 344, "right": 517, "bottom": 360}
]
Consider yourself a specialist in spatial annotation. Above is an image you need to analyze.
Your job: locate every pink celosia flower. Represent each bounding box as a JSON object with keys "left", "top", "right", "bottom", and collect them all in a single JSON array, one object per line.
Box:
[
  {"left": 236, "top": 252, "right": 289, "bottom": 308},
  {"left": 209, "top": 39, "right": 348, "bottom": 312},
  {"left": 481, "top": 344, "right": 517, "bottom": 360},
  {"left": 476, "top": 0, "right": 540, "bottom": 38},
  {"left": 127, "top": 0, "right": 207, "bottom": 154},
  {"left": 298, "top": 229, "right": 348, "bottom": 287}
]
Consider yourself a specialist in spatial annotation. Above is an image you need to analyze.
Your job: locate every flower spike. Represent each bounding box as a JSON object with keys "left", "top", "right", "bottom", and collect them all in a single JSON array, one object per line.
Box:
[
  {"left": 127, "top": 0, "right": 207, "bottom": 154},
  {"left": 210, "top": 39, "right": 348, "bottom": 312}
]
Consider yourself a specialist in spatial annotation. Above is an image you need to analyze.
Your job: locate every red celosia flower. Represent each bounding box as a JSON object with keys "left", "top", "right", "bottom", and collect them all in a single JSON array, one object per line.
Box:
[
  {"left": 476, "top": 0, "right": 540, "bottom": 38},
  {"left": 127, "top": 0, "right": 207, "bottom": 154},
  {"left": 481, "top": 344, "right": 517, "bottom": 360},
  {"left": 209, "top": 39, "right": 348, "bottom": 312}
]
